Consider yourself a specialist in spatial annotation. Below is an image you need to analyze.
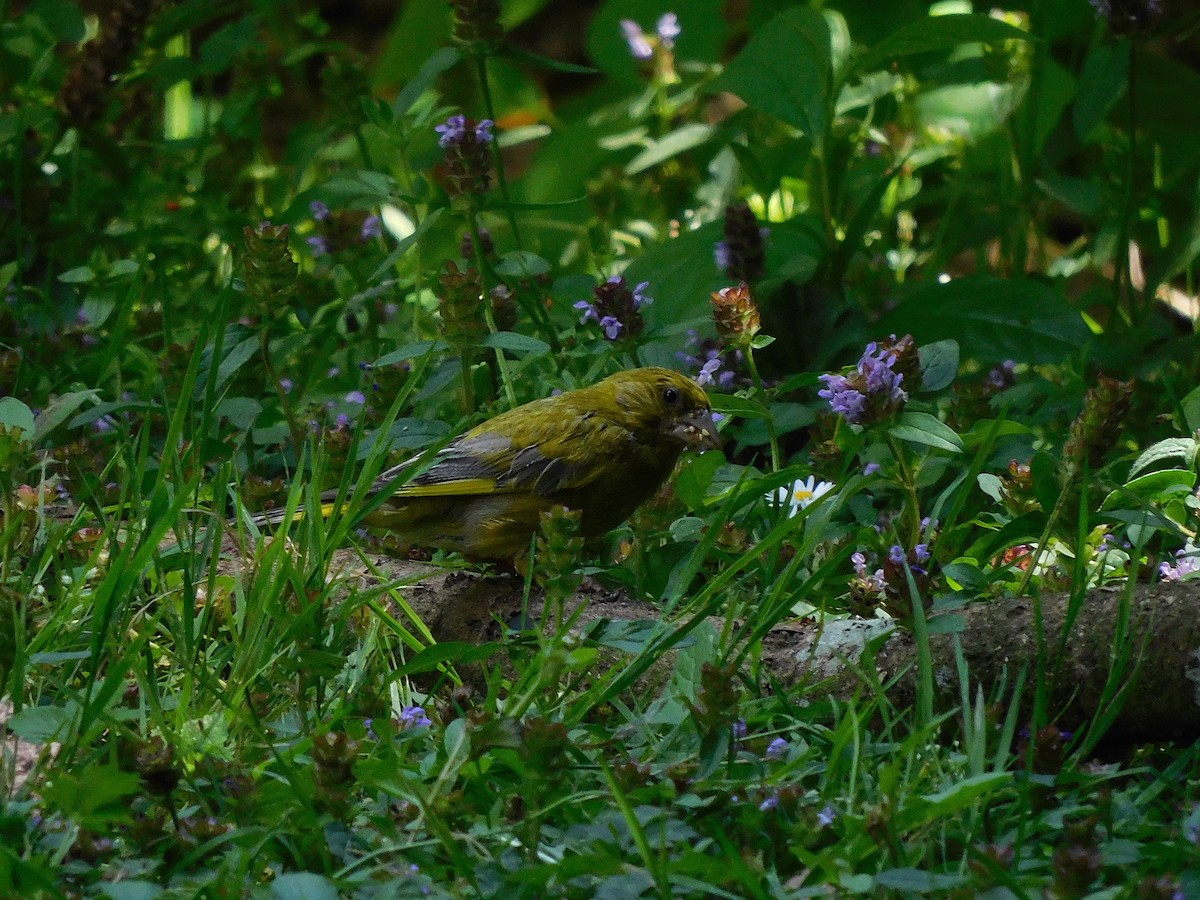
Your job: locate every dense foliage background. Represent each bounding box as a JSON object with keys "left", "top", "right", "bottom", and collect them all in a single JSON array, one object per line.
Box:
[{"left": 2, "top": 0, "right": 1200, "bottom": 895}]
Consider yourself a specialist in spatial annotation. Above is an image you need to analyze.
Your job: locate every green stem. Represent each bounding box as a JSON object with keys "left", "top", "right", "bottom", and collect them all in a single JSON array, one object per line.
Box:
[
  {"left": 885, "top": 434, "right": 921, "bottom": 545},
  {"left": 1115, "top": 46, "right": 1138, "bottom": 323},
  {"left": 473, "top": 54, "right": 524, "bottom": 249},
  {"left": 468, "top": 214, "right": 518, "bottom": 408},
  {"left": 743, "top": 346, "right": 780, "bottom": 472},
  {"left": 260, "top": 326, "right": 306, "bottom": 455},
  {"left": 459, "top": 354, "right": 475, "bottom": 414}
]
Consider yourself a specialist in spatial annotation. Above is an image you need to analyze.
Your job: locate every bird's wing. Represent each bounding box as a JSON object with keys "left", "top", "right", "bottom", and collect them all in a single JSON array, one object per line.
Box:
[{"left": 373, "top": 408, "right": 625, "bottom": 500}]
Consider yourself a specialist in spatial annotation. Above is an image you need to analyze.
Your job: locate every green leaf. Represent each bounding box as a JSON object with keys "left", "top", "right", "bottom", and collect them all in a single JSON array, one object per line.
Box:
[
  {"left": 943, "top": 561, "right": 988, "bottom": 593},
  {"left": 270, "top": 873, "right": 339, "bottom": 900},
  {"left": 41, "top": 765, "right": 141, "bottom": 831},
  {"left": 100, "top": 883, "right": 164, "bottom": 900},
  {"left": 627, "top": 222, "right": 724, "bottom": 330},
  {"left": 394, "top": 641, "right": 500, "bottom": 676},
  {"left": 708, "top": 392, "right": 769, "bottom": 420},
  {"left": 1074, "top": 41, "right": 1129, "bottom": 140},
  {"left": 1102, "top": 470, "right": 1197, "bottom": 512},
  {"left": 1182, "top": 385, "right": 1200, "bottom": 433},
  {"left": 6, "top": 705, "right": 72, "bottom": 743},
  {"left": 479, "top": 331, "right": 551, "bottom": 355},
  {"left": 918, "top": 339, "right": 959, "bottom": 392},
  {"left": 1129, "top": 437, "right": 1198, "bottom": 480},
  {"left": 375, "top": 340, "right": 450, "bottom": 367},
  {"left": 502, "top": 44, "right": 597, "bottom": 75},
  {"left": 57, "top": 265, "right": 95, "bottom": 283},
  {"left": 710, "top": 7, "right": 831, "bottom": 140},
  {"left": 392, "top": 47, "right": 461, "bottom": 117},
  {"left": 625, "top": 124, "right": 716, "bottom": 174},
  {"left": 854, "top": 13, "right": 1032, "bottom": 73},
  {"left": 890, "top": 412, "right": 964, "bottom": 453},
  {"left": 216, "top": 397, "right": 263, "bottom": 430},
  {"left": 977, "top": 472, "right": 1004, "bottom": 503},
  {"left": 374, "top": 418, "right": 452, "bottom": 453},
  {"left": 494, "top": 251, "right": 551, "bottom": 278},
  {"left": 0, "top": 397, "right": 36, "bottom": 440},
  {"left": 875, "top": 869, "right": 968, "bottom": 892},
  {"left": 879, "top": 276, "right": 1088, "bottom": 364},
  {"left": 675, "top": 450, "right": 725, "bottom": 511}
]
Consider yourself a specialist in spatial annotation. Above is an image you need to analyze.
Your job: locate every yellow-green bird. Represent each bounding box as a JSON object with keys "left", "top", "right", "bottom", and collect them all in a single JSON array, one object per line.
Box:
[{"left": 261, "top": 367, "right": 720, "bottom": 560}]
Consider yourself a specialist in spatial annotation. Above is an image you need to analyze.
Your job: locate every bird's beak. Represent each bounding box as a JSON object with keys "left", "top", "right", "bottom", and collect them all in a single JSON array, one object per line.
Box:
[{"left": 666, "top": 408, "right": 722, "bottom": 451}]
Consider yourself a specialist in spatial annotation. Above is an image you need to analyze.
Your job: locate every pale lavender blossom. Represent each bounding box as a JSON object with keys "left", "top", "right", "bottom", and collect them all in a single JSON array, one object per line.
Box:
[
  {"left": 399, "top": 705, "right": 432, "bottom": 729},
  {"left": 656, "top": 13, "right": 681, "bottom": 48},
  {"left": 620, "top": 19, "right": 653, "bottom": 59}
]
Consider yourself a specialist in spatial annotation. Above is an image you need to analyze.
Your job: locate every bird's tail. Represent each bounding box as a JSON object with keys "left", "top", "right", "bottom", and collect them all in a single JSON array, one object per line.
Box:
[{"left": 248, "top": 492, "right": 343, "bottom": 529}]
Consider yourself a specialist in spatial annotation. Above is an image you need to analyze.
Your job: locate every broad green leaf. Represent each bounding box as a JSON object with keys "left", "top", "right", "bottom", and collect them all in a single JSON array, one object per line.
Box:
[
  {"left": 918, "top": 339, "right": 959, "bottom": 392},
  {"left": 375, "top": 340, "right": 450, "bottom": 367},
  {"left": 1129, "top": 437, "right": 1198, "bottom": 480},
  {"left": 57, "top": 265, "right": 95, "bottom": 283},
  {"left": 392, "top": 47, "right": 461, "bottom": 116},
  {"left": 1183, "top": 385, "right": 1200, "bottom": 433},
  {"left": 1074, "top": 41, "right": 1129, "bottom": 140},
  {"left": 494, "top": 251, "right": 551, "bottom": 278},
  {"left": 270, "top": 873, "right": 339, "bottom": 900},
  {"left": 100, "top": 882, "right": 164, "bottom": 900},
  {"left": 675, "top": 449, "right": 725, "bottom": 511},
  {"left": 710, "top": 7, "right": 831, "bottom": 140},
  {"left": 855, "top": 13, "right": 1032, "bottom": 73},
  {"left": 891, "top": 412, "right": 964, "bottom": 453},
  {"left": 625, "top": 124, "right": 716, "bottom": 174},
  {"left": 6, "top": 705, "right": 71, "bottom": 743},
  {"left": 480, "top": 331, "right": 551, "bottom": 354},
  {"left": 1102, "top": 470, "right": 1196, "bottom": 512},
  {"left": 0, "top": 397, "right": 36, "bottom": 440},
  {"left": 879, "top": 276, "right": 1089, "bottom": 364},
  {"left": 395, "top": 641, "right": 500, "bottom": 676}
]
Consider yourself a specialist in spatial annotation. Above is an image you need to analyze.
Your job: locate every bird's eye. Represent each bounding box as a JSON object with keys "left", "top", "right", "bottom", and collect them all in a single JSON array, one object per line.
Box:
[{"left": 662, "top": 387, "right": 680, "bottom": 405}]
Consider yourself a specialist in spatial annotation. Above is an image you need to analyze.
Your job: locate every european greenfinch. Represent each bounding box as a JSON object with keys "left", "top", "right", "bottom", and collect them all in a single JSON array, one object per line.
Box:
[{"left": 263, "top": 367, "right": 720, "bottom": 560}]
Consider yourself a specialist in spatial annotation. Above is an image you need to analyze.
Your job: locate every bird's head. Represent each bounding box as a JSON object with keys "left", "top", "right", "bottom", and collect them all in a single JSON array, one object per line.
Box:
[{"left": 604, "top": 367, "right": 721, "bottom": 452}]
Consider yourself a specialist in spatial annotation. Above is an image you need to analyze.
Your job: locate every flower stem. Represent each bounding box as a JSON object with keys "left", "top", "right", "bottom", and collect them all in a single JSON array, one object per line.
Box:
[{"left": 744, "top": 347, "right": 780, "bottom": 472}]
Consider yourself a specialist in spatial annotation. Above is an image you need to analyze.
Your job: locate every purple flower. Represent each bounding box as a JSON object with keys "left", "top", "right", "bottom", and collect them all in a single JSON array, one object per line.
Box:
[
  {"left": 279, "top": 378, "right": 294, "bottom": 393},
  {"left": 817, "top": 373, "right": 867, "bottom": 424},
  {"left": 620, "top": 19, "right": 653, "bottom": 59},
  {"left": 474, "top": 119, "right": 494, "bottom": 143},
  {"left": 344, "top": 390, "right": 366, "bottom": 405},
  {"left": 863, "top": 462, "right": 881, "bottom": 476},
  {"left": 697, "top": 358, "right": 722, "bottom": 387},
  {"left": 361, "top": 214, "right": 382, "bottom": 240},
  {"left": 309, "top": 200, "right": 330, "bottom": 221},
  {"left": 574, "top": 300, "right": 598, "bottom": 323},
  {"left": 765, "top": 737, "right": 788, "bottom": 760},
  {"left": 759, "top": 794, "right": 779, "bottom": 811},
  {"left": 435, "top": 114, "right": 468, "bottom": 148},
  {"left": 714, "top": 241, "right": 731, "bottom": 271},
  {"left": 733, "top": 719, "right": 748, "bottom": 740},
  {"left": 631, "top": 280, "right": 652, "bottom": 308},
  {"left": 817, "top": 804, "right": 837, "bottom": 827},
  {"left": 1160, "top": 550, "right": 1200, "bottom": 582},
  {"left": 656, "top": 13, "right": 680, "bottom": 48},
  {"left": 913, "top": 544, "right": 930, "bottom": 564},
  {"left": 307, "top": 235, "right": 329, "bottom": 257},
  {"left": 852, "top": 552, "right": 868, "bottom": 576},
  {"left": 399, "top": 705, "right": 432, "bottom": 729},
  {"left": 888, "top": 545, "right": 905, "bottom": 565},
  {"left": 599, "top": 315, "right": 624, "bottom": 340}
]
